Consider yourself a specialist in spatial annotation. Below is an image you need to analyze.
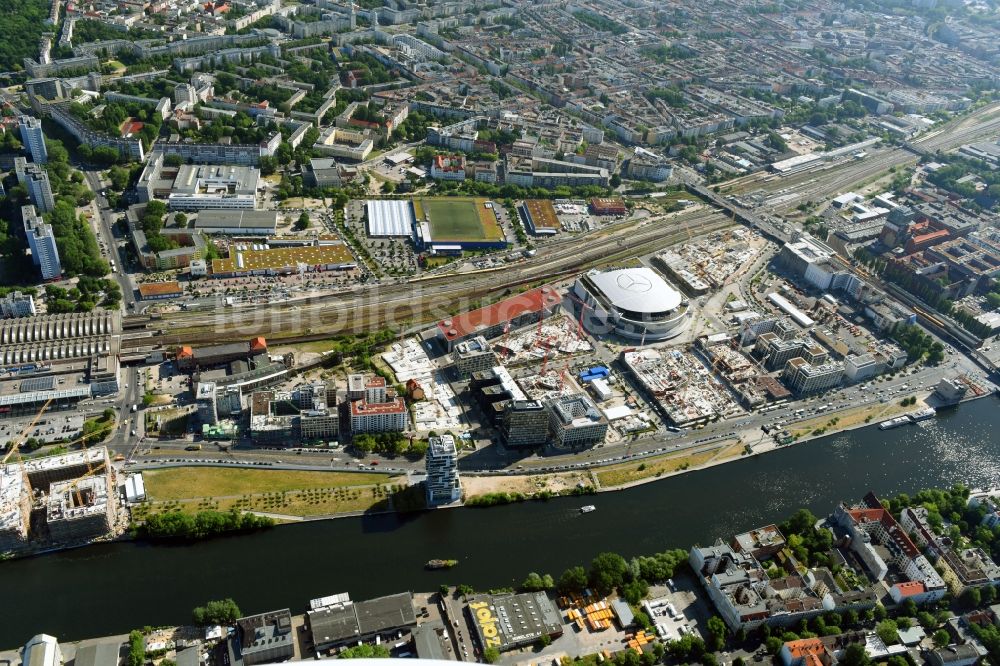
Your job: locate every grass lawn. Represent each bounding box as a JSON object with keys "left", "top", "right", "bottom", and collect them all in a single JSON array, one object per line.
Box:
[
  {"left": 418, "top": 197, "right": 503, "bottom": 242},
  {"left": 596, "top": 439, "right": 743, "bottom": 488},
  {"left": 143, "top": 467, "right": 395, "bottom": 501},
  {"left": 787, "top": 395, "right": 921, "bottom": 438},
  {"left": 286, "top": 338, "right": 341, "bottom": 354},
  {"left": 144, "top": 409, "right": 190, "bottom": 437}
]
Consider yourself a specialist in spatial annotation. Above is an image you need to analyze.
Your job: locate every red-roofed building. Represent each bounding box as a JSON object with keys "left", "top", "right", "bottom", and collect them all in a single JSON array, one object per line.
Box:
[
  {"left": 589, "top": 197, "right": 627, "bottom": 216},
  {"left": 203, "top": 1, "right": 229, "bottom": 14},
  {"left": 436, "top": 285, "right": 562, "bottom": 351},
  {"left": 890, "top": 581, "right": 926, "bottom": 603},
  {"left": 430, "top": 155, "right": 466, "bottom": 181},
  {"left": 350, "top": 397, "right": 408, "bottom": 434},
  {"left": 779, "top": 638, "right": 833, "bottom": 666},
  {"left": 834, "top": 492, "right": 947, "bottom": 605},
  {"left": 121, "top": 120, "right": 145, "bottom": 138},
  {"left": 905, "top": 228, "right": 951, "bottom": 253}
]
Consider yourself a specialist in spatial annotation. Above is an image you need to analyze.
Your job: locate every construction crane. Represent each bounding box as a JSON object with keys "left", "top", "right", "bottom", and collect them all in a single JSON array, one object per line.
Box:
[
  {"left": 64, "top": 460, "right": 108, "bottom": 508},
  {"left": 499, "top": 320, "right": 513, "bottom": 357},
  {"left": 563, "top": 290, "right": 596, "bottom": 343},
  {"left": 557, "top": 354, "right": 572, "bottom": 393},
  {"left": 539, "top": 335, "right": 556, "bottom": 376},
  {"left": 1, "top": 397, "right": 54, "bottom": 465}
]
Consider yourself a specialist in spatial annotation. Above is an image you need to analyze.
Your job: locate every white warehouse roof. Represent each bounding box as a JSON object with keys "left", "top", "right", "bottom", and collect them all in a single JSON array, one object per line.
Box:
[
  {"left": 366, "top": 200, "right": 415, "bottom": 237},
  {"left": 588, "top": 267, "right": 682, "bottom": 315}
]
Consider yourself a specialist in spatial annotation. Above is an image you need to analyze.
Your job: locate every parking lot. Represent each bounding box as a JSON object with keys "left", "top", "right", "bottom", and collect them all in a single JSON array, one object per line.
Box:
[{"left": 643, "top": 573, "right": 713, "bottom": 643}]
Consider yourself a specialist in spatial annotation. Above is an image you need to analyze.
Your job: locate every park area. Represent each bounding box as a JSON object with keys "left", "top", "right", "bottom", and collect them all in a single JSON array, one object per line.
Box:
[
  {"left": 414, "top": 197, "right": 503, "bottom": 243},
  {"left": 133, "top": 466, "right": 411, "bottom": 520}
]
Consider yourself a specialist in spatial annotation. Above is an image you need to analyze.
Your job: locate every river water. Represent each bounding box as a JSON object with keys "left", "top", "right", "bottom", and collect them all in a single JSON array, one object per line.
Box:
[{"left": 4, "top": 398, "right": 999, "bottom": 647}]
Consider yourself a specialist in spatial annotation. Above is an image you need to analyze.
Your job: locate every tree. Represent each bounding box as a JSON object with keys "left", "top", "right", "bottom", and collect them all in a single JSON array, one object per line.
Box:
[
  {"left": 933, "top": 629, "right": 951, "bottom": 647},
  {"left": 917, "top": 611, "right": 938, "bottom": 629},
  {"left": 522, "top": 572, "right": 546, "bottom": 591},
  {"left": 192, "top": 598, "right": 242, "bottom": 625},
  {"left": 483, "top": 647, "right": 500, "bottom": 664},
  {"left": 589, "top": 552, "right": 629, "bottom": 595},
  {"left": 127, "top": 631, "right": 145, "bottom": 666},
  {"left": 876, "top": 619, "right": 899, "bottom": 645},
  {"left": 765, "top": 636, "right": 784, "bottom": 655},
  {"left": 174, "top": 212, "right": 188, "bottom": 227},
  {"left": 610, "top": 173, "right": 622, "bottom": 188},
  {"left": 620, "top": 578, "right": 649, "bottom": 605},
  {"left": 259, "top": 155, "right": 278, "bottom": 176},
  {"left": 961, "top": 586, "right": 982, "bottom": 610},
  {"left": 840, "top": 644, "right": 871, "bottom": 666},
  {"left": 296, "top": 212, "right": 311, "bottom": 231},
  {"left": 706, "top": 616, "right": 728, "bottom": 651},
  {"left": 339, "top": 644, "right": 390, "bottom": 659},
  {"left": 558, "top": 566, "right": 588, "bottom": 594},
  {"left": 108, "top": 165, "right": 130, "bottom": 190}
]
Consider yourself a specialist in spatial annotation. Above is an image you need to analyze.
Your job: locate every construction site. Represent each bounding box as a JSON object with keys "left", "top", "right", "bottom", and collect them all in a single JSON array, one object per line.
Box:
[
  {"left": 622, "top": 348, "right": 745, "bottom": 428},
  {"left": 0, "top": 446, "right": 125, "bottom": 553},
  {"left": 653, "top": 228, "right": 767, "bottom": 296},
  {"left": 0, "top": 388, "right": 126, "bottom": 555},
  {"left": 494, "top": 314, "right": 593, "bottom": 366}
]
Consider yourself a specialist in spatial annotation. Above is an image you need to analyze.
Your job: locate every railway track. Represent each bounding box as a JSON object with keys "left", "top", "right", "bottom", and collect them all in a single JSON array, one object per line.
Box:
[{"left": 134, "top": 211, "right": 736, "bottom": 347}]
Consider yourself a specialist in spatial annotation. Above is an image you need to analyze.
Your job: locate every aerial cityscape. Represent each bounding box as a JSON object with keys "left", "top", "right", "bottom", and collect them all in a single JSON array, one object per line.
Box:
[{"left": 0, "top": 0, "right": 999, "bottom": 664}]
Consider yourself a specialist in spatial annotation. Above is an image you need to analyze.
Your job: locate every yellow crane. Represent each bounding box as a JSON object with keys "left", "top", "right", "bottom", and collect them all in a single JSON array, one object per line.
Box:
[{"left": 1, "top": 397, "right": 54, "bottom": 465}]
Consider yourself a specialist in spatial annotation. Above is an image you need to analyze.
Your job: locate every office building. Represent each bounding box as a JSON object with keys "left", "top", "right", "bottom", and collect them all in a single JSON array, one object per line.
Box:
[
  {"left": 22, "top": 205, "right": 61, "bottom": 280},
  {"left": 305, "top": 158, "right": 345, "bottom": 188},
  {"left": 0, "top": 291, "right": 36, "bottom": 318},
  {"left": 500, "top": 400, "right": 549, "bottom": 447},
  {"left": 19, "top": 116, "right": 47, "bottom": 164},
  {"left": 782, "top": 358, "right": 843, "bottom": 395},
  {"left": 196, "top": 381, "right": 219, "bottom": 424},
  {"left": 425, "top": 434, "right": 461, "bottom": 505},
  {"left": 174, "top": 83, "right": 197, "bottom": 105},
  {"left": 451, "top": 336, "right": 497, "bottom": 378},
  {"left": 236, "top": 610, "right": 294, "bottom": 666},
  {"left": 300, "top": 409, "right": 339, "bottom": 441},
  {"left": 307, "top": 592, "right": 417, "bottom": 652},
  {"left": 547, "top": 393, "right": 608, "bottom": 449},
  {"left": 16, "top": 159, "right": 55, "bottom": 213}
]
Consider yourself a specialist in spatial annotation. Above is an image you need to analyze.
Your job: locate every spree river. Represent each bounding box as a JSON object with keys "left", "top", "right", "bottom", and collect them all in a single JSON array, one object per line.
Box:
[{"left": 4, "top": 398, "right": 1000, "bottom": 647}]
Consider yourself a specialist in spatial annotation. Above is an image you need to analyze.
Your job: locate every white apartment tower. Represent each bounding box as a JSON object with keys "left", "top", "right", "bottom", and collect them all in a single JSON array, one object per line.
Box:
[
  {"left": 425, "top": 434, "right": 461, "bottom": 505},
  {"left": 19, "top": 116, "right": 47, "bottom": 164},
  {"left": 22, "top": 205, "right": 61, "bottom": 280}
]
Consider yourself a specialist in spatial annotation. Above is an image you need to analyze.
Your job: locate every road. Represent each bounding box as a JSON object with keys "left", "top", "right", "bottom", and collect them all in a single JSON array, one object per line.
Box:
[
  {"left": 82, "top": 169, "right": 139, "bottom": 312},
  {"left": 117, "top": 349, "right": 987, "bottom": 478},
  {"left": 128, "top": 206, "right": 736, "bottom": 347}
]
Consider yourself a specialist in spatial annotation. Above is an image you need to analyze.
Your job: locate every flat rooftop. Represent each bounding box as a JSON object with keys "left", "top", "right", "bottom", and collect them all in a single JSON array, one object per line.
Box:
[
  {"left": 523, "top": 199, "right": 560, "bottom": 229},
  {"left": 437, "top": 285, "right": 561, "bottom": 342},
  {"left": 194, "top": 209, "right": 278, "bottom": 231},
  {"left": 466, "top": 592, "right": 562, "bottom": 651},
  {"left": 212, "top": 244, "right": 355, "bottom": 274},
  {"left": 349, "top": 398, "right": 406, "bottom": 416},
  {"left": 138, "top": 281, "right": 183, "bottom": 298}
]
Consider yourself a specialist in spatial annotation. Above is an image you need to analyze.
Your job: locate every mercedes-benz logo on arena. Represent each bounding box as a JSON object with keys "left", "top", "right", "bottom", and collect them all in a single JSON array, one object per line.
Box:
[{"left": 616, "top": 272, "right": 653, "bottom": 292}]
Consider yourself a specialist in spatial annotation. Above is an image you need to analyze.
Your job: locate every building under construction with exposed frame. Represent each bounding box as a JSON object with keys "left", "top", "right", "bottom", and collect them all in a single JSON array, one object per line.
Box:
[{"left": 0, "top": 447, "right": 121, "bottom": 552}]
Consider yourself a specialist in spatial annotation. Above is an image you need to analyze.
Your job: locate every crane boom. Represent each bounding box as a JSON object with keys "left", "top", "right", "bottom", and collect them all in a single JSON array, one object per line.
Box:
[{"left": 1, "top": 397, "right": 54, "bottom": 465}]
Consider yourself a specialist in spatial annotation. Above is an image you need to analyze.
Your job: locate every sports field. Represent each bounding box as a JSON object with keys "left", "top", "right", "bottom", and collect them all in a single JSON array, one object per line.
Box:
[{"left": 414, "top": 197, "right": 504, "bottom": 242}]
